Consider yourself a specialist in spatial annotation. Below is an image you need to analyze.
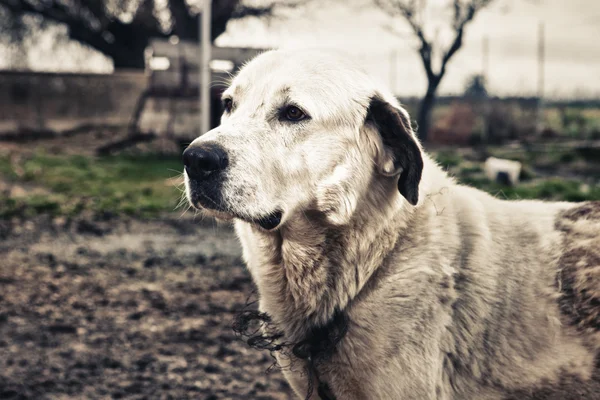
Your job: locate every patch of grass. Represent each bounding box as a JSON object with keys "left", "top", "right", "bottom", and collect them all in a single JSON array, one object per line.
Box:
[
  {"left": 0, "top": 156, "right": 18, "bottom": 179},
  {"left": 461, "top": 178, "right": 600, "bottom": 202},
  {"left": 518, "top": 165, "right": 536, "bottom": 181},
  {"left": 459, "top": 164, "right": 483, "bottom": 175},
  {"left": 1, "top": 148, "right": 597, "bottom": 220},
  {"left": 0, "top": 195, "right": 65, "bottom": 219},
  {"left": 0, "top": 151, "right": 184, "bottom": 219},
  {"left": 434, "top": 150, "right": 463, "bottom": 170}
]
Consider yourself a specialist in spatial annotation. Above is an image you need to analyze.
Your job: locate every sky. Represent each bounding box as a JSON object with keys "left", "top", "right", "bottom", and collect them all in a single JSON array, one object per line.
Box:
[
  {"left": 1, "top": 0, "right": 599, "bottom": 99},
  {"left": 216, "top": 0, "right": 600, "bottom": 98}
]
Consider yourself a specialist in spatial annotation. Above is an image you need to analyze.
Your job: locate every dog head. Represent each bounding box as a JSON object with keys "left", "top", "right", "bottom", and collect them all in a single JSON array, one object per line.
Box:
[{"left": 184, "top": 49, "right": 423, "bottom": 230}]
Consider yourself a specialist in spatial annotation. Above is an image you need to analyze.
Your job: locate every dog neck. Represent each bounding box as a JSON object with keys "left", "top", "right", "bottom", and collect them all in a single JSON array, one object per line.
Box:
[{"left": 235, "top": 182, "right": 415, "bottom": 339}]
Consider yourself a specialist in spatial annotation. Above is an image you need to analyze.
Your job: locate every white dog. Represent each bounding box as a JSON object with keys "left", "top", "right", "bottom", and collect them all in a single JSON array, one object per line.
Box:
[{"left": 184, "top": 49, "right": 599, "bottom": 399}]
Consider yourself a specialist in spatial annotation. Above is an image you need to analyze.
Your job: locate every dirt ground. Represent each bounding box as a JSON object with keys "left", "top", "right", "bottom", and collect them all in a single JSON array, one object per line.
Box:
[
  {"left": 0, "top": 214, "right": 294, "bottom": 400},
  {"left": 1, "top": 131, "right": 599, "bottom": 400}
]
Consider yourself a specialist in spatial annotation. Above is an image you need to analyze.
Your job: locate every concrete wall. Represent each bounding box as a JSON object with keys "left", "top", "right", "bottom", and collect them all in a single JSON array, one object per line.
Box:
[{"left": 0, "top": 70, "right": 147, "bottom": 133}]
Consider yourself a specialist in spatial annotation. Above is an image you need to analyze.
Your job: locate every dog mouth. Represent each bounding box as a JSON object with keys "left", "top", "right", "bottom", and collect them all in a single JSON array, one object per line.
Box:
[
  {"left": 253, "top": 210, "right": 283, "bottom": 231},
  {"left": 201, "top": 206, "right": 283, "bottom": 231},
  {"left": 186, "top": 180, "right": 283, "bottom": 230},
  {"left": 189, "top": 190, "right": 282, "bottom": 230}
]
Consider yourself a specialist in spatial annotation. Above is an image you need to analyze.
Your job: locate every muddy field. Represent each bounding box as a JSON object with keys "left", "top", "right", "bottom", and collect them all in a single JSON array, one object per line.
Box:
[
  {"left": 1, "top": 130, "right": 599, "bottom": 400},
  {"left": 0, "top": 214, "right": 294, "bottom": 399}
]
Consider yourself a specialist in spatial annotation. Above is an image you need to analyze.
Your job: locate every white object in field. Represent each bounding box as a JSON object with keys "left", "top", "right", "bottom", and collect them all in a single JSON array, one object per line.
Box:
[
  {"left": 484, "top": 157, "right": 522, "bottom": 186},
  {"left": 148, "top": 57, "right": 170, "bottom": 71}
]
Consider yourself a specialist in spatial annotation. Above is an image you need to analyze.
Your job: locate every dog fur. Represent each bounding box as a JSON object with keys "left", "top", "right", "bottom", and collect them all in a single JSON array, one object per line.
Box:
[{"left": 184, "top": 49, "right": 600, "bottom": 399}]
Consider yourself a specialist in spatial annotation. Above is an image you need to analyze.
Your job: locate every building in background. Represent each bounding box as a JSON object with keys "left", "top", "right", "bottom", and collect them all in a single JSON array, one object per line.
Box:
[
  {"left": 134, "top": 39, "right": 263, "bottom": 139},
  {"left": 0, "top": 40, "right": 263, "bottom": 141}
]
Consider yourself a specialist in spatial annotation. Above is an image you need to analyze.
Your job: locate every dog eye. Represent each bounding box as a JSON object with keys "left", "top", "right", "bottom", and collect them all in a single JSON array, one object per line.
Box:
[
  {"left": 283, "top": 105, "right": 307, "bottom": 122},
  {"left": 222, "top": 98, "right": 233, "bottom": 113}
]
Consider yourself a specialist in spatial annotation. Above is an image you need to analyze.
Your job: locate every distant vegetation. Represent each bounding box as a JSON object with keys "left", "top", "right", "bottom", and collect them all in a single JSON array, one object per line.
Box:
[
  {"left": 399, "top": 98, "right": 600, "bottom": 146},
  {"left": 0, "top": 147, "right": 598, "bottom": 220},
  {"left": 433, "top": 147, "right": 600, "bottom": 203},
  {"left": 0, "top": 152, "right": 182, "bottom": 218}
]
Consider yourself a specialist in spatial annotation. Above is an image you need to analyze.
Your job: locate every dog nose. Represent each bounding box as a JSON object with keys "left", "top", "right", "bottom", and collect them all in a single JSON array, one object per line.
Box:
[{"left": 183, "top": 145, "right": 228, "bottom": 180}]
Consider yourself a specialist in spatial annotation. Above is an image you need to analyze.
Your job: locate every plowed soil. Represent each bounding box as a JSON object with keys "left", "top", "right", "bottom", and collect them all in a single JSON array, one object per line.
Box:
[{"left": 0, "top": 215, "right": 294, "bottom": 400}]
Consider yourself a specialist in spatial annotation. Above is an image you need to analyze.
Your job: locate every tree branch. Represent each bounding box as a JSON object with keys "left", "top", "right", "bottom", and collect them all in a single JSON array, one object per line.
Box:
[
  {"left": 168, "top": 0, "right": 195, "bottom": 38},
  {"left": 233, "top": 0, "right": 311, "bottom": 19},
  {"left": 374, "top": 0, "right": 495, "bottom": 141},
  {"left": 1, "top": 0, "right": 315, "bottom": 68},
  {"left": 212, "top": 0, "right": 312, "bottom": 41},
  {"left": 376, "top": 0, "right": 494, "bottom": 81},
  {"left": 374, "top": 0, "right": 436, "bottom": 80},
  {"left": 440, "top": 1, "right": 487, "bottom": 75},
  {"left": 0, "top": 0, "right": 76, "bottom": 27}
]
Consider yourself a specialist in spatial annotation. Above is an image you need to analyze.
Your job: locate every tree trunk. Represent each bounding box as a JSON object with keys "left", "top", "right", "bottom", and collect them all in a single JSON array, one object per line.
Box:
[
  {"left": 66, "top": 18, "right": 159, "bottom": 70},
  {"left": 111, "top": 46, "right": 147, "bottom": 69},
  {"left": 106, "top": 1, "right": 233, "bottom": 69},
  {"left": 416, "top": 79, "right": 440, "bottom": 143}
]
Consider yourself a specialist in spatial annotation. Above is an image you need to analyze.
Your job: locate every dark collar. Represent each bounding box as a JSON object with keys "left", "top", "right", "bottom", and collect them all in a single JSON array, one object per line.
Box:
[
  {"left": 292, "top": 310, "right": 349, "bottom": 400},
  {"left": 233, "top": 306, "right": 349, "bottom": 400}
]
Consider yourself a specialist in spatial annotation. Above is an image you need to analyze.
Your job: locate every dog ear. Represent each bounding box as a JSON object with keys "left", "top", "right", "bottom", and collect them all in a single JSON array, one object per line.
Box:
[{"left": 365, "top": 96, "right": 423, "bottom": 205}]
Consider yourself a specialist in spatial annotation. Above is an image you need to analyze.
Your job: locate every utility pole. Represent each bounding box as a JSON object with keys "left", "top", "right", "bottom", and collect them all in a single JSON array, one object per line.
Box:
[
  {"left": 537, "top": 22, "right": 545, "bottom": 101},
  {"left": 200, "top": 0, "right": 212, "bottom": 135},
  {"left": 481, "top": 35, "right": 490, "bottom": 145},
  {"left": 390, "top": 50, "right": 397, "bottom": 96},
  {"left": 537, "top": 21, "right": 545, "bottom": 134}
]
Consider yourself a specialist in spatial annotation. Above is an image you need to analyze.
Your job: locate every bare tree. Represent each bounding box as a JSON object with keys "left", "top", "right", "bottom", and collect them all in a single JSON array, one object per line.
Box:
[
  {"left": 0, "top": 0, "right": 306, "bottom": 69},
  {"left": 375, "top": 0, "right": 495, "bottom": 141}
]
